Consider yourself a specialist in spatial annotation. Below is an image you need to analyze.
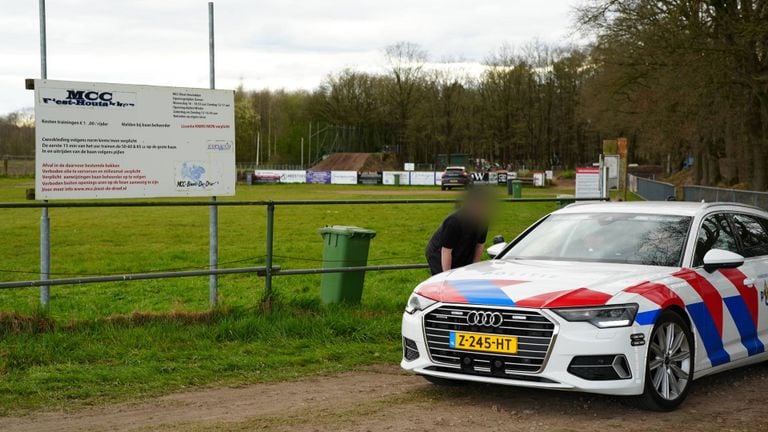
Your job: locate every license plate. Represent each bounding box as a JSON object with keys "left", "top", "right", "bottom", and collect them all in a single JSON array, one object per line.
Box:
[
  {"left": 450, "top": 180, "right": 459, "bottom": 183},
  {"left": 449, "top": 332, "right": 517, "bottom": 354}
]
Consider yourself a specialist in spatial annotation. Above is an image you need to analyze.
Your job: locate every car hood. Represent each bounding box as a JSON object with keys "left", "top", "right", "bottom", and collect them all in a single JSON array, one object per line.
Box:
[{"left": 415, "top": 259, "right": 676, "bottom": 308}]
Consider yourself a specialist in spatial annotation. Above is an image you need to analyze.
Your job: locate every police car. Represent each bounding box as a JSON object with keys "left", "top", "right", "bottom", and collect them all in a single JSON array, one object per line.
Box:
[{"left": 402, "top": 201, "right": 768, "bottom": 410}]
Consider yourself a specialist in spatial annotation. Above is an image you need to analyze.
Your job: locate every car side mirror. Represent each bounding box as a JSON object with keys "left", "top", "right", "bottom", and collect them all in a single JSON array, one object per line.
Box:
[
  {"left": 492, "top": 235, "right": 505, "bottom": 245},
  {"left": 702, "top": 249, "right": 744, "bottom": 273},
  {"left": 487, "top": 242, "right": 507, "bottom": 259}
]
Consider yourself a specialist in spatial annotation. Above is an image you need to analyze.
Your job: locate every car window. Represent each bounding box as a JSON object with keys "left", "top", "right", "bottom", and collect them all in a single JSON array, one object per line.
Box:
[
  {"left": 731, "top": 214, "right": 768, "bottom": 258},
  {"left": 503, "top": 213, "right": 691, "bottom": 267},
  {"left": 693, "top": 213, "right": 738, "bottom": 266}
]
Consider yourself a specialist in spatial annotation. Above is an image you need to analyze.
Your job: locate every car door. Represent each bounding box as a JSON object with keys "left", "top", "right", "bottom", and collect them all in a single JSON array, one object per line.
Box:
[
  {"left": 682, "top": 212, "right": 747, "bottom": 368},
  {"left": 728, "top": 213, "right": 768, "bottom": 356}
]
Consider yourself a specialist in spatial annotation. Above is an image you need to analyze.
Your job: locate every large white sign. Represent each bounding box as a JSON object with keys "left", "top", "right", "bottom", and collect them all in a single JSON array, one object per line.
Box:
[{"left": 35, "top": 79, "right": 235, "bottom": 199}]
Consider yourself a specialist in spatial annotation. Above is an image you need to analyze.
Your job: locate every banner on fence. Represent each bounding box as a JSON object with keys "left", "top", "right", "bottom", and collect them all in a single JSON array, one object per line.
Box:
[
  {"left": 306, "top": 171, "right": 332, "bottom": 184},
  {"left": 253, "top": 170, "right": 305, "bottom": 184},
  {"left": 382, "top": 171, "right": 411, "bottom": 185},
  {"left": 575, "top": 167, "right": 601, "bottom": 198},
  {"left": 34, "top": 79, "right": 235, "bottom": 199},
  {"left": 497, "top": 172, "right": 508, "bottom": 184},
  {"left": 331, "top": 171, "right": 358, "bottom": 185},
  {"left": 359, "top": 172, "right": 382, "bottom": 185},
  {"left": 410, "top": 171, "right": 435, "bottom": 186}
]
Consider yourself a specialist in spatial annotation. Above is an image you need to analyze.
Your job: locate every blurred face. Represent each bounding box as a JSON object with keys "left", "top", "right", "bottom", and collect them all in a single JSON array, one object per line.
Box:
[{"left": 464, "top": 192, "right": 491, "bottom": 223}]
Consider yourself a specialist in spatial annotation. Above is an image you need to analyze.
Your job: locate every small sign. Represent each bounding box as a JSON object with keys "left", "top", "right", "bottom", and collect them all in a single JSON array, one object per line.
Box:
[
  {"left": 575, "top": 167, "right": 601, "bottom": 198},
  {"left": 533, "top": 173, "right": 545, "bottom": 187},
  {"left": 404, "top": 163, "right": 415, "bottom": 171},
  {"left": 545, "top": 170, "right": 553, "bottom": 180}
]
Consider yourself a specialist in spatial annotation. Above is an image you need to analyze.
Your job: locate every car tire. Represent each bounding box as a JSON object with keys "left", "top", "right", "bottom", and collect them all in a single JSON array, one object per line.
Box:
[
  {"left": 422, "top": 375, "right": 466, "bottom": 386},
  {"left": 635, "top": 309, "right": 695, "bottom": 411},
  {"left": 441, "top": 186, "right": 446, "bottom": 191}
]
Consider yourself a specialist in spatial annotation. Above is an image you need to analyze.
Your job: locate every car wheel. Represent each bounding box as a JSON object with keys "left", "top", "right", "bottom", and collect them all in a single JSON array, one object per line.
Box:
[
  {"left": 422, "top": 375, "right": 466, "bottom": 386},
  {"left": 636, "top": 310, "right": 694, "bottom": 411},
  {"left": 441, "top": 186, "right": 446, "bottom": 191}
]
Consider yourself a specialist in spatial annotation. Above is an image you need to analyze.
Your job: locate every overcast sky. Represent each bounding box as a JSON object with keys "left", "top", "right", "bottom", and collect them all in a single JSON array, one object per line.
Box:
[{"left": 1, "top": 0, "right": 578, "bottom": 115}]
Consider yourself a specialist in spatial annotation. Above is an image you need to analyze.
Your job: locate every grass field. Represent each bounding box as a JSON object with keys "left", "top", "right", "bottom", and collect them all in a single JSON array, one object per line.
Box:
[{"left": 0, "top": 177, "right": 566, "bottom": 414}]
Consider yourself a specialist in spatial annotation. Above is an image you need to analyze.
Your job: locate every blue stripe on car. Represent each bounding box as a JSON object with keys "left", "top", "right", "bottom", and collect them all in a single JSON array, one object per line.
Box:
[
  {"left": 635, "top": 309, "right": 660, "bottom": 325},
  {"left": 687, "top": 302, "right": 730, "bottom": 366},
  {"left": 723, "top": 296, "right": 765, "bottom": 356}
]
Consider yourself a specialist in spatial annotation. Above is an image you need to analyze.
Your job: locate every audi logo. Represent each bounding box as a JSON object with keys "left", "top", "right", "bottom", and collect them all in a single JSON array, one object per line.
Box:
[{"left": 466, "top": 311, "right": 504, "bottom": 327}]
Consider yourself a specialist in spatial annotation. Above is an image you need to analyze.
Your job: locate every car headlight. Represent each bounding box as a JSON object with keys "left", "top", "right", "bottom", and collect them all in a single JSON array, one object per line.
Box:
[
  {"left": 553, "top": 304, "right": 639, "bottom": 328},
  {"left": 405, "top": 293, "right": 437, "bottom": 314}
]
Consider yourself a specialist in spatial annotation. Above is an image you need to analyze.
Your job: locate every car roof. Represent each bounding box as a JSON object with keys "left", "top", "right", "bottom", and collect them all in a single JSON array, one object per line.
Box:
[
  {"left": 445, "top": 166, "right": 465, "bottom": 170},
  {"left": 554, "top": 201, "right": 765, "bottom": 217}
]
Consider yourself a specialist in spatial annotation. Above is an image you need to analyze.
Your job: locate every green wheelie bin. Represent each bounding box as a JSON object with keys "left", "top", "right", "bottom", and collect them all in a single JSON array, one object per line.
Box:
[{"left": 318, "top": 225, "right": 377, "bottom": 304}]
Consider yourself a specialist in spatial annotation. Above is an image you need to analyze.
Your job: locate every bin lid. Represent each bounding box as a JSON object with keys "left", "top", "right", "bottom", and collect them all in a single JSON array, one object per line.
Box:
[{"left": 318, "top": 225, "right": 377, "bottom": 238}]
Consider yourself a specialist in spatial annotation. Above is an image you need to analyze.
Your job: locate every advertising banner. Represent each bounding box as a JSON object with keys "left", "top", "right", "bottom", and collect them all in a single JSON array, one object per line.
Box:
[
  {"left": 253, "top": 170, "right": 307, "bottom": 184},
  {"left": 359, "top": 172, "right": 382, "bottom": 185},
  {"left": 382, "top": 171, "right": 411, "bottom": 185},
  {"left": 306, "top": 171, "right": 332, "bottom": 184},
  {"left": 410, "top": 171, "right": 437, "bottom": 186},
  {"left": 253, "top": 171, "right": 281, "bottom": 183},
  {"left": 330, "top": 171, "right": 358, "bottom": 185},
  {"left": 34, "top": 79, "right": 235, "bottom": 199}
]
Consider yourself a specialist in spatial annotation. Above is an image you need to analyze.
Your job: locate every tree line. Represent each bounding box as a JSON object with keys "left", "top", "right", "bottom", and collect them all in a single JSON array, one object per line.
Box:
[
  {"left": 234, "top": 41, "right": 603, "bottom": 172},
  {"left": 3, "top": 1, "right": 767, "bottom": 188}
]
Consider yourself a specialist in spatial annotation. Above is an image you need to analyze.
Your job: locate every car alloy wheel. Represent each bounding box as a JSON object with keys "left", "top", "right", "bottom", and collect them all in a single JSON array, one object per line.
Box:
[{"left": 638, "top": 310, "right": 694, "bottom": 411}]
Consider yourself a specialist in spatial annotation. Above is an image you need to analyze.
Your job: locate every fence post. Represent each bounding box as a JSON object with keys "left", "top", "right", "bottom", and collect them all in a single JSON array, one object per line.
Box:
[
  {"left": 263, "top": 202, "right": 275, "bottom": 306},
  {"left": 2, "top": 158, "right": 7, "bottom": 176}
]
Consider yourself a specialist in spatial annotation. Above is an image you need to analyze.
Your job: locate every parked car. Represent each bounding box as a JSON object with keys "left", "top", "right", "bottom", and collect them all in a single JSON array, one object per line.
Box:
[
  {"left": 402, "top": 201, "right": 768, "bottom": 410},
  {"left": 440, "top": 166, "right": 471, "bottom": 190}
]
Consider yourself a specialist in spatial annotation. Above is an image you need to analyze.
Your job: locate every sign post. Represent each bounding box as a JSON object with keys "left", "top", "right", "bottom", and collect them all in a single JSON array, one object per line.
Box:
[
  {"left": 208, "top": 2, "right": 218, "bottom": 306},
  {"left": 38, "top": 0, "right": 50, "bottom": 310}
]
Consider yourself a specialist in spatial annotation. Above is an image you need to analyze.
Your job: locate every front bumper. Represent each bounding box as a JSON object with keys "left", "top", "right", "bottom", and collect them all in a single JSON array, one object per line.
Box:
[{"left": 401, "top": 304, "right": 650, "bottom": 396}]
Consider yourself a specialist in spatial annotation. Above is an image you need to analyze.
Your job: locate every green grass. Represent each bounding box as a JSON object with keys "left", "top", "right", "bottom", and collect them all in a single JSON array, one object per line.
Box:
[{"left": 0, "top": 178, "right": 561, "bottom": 414}]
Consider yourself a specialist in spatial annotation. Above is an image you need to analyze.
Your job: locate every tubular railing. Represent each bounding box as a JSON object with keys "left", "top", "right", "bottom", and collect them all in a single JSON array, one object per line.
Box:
[{"left": 0, "top": 197, "right": 605, "bottom": 306}]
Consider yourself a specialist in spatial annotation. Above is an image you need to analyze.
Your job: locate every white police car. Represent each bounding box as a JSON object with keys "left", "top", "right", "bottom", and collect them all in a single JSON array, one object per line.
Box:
[{"left": 402, "top": 201, "right": 768, "bottom": 410}]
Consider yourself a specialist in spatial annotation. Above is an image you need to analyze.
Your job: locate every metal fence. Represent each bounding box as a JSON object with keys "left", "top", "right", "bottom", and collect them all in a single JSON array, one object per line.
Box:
[
  {"left": 0, "top": 197, "right": 605, "bottom": 308},
  {"left": 683, "top": 185, "right": 768, "bottom": 210},
  {"left": 629, "top": 175, "right": 676, "bottom": 201}
]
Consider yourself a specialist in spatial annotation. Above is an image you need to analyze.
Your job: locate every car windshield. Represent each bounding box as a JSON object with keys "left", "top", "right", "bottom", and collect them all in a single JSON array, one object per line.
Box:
[{"left": 502, "top": 212, "right": 692, "bottom": 267}]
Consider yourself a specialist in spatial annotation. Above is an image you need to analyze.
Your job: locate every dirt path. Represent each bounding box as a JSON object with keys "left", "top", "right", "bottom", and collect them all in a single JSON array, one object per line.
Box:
[{"left": 2, "top": 363, "right": 768, "bottom": 432}]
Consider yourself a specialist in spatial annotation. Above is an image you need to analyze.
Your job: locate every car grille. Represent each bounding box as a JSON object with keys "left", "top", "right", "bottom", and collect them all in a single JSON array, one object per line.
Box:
[{"left": 423, "top": 305, "right": 556, "bottom": 376}]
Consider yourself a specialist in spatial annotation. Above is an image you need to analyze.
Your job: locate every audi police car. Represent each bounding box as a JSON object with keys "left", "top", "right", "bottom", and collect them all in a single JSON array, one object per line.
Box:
[{"left": 402, "top": 201, "right": 768, "bottom": 410}]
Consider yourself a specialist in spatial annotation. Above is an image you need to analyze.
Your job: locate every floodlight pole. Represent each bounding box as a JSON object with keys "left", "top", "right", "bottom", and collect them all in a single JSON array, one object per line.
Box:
[
  {"left": 208, "top": 2, "right": 218, "bottom": 306},
  {"left": 39, "top": 0, "right": 50, "bottom": 310}
]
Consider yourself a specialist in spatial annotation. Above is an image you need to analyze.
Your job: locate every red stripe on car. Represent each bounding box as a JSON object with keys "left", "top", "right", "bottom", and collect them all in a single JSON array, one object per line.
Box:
[
  {"left": 719, "top": 267, "right": 759, "bottom": 328},
  {"left": 673, "top": 269, "right": 724, "bottom": 336},
  {"left": 515, "top": 288, "right": 612, "bottom": 308},
  {"left": 416, "top": 282, "right": 468, "bottom": 303},
  {"left": 624, "top": 281, "right": 686, "bottom": 309}
]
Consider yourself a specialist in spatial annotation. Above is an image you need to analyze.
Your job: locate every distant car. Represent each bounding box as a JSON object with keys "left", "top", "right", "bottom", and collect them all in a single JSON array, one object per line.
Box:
[
  {"left": 441, "top": 166, "right": 471, "bottom": 190},
  {"left": 402, "top": 201, "right": 768, "bottom": 411}
]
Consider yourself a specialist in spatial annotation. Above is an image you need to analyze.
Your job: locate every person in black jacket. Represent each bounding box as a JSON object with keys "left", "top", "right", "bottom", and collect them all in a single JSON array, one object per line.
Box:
[{"left": 425, "top": 188, "right": 491, "bottom": 275}]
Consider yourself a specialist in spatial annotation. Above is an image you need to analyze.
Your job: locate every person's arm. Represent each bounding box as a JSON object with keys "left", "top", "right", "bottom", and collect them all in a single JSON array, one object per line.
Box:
[
  {"left": 473, "top": 226, "right": 488, "bottom": 263},
  {"left": 473, "top": 243, "right": 485, "bottom": 263},
  {"left": 441, "top": 247, "right": 453, "bottom": 272},
  {"left": 439, "top": 216, "right": 461, "bottom": 272}
]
